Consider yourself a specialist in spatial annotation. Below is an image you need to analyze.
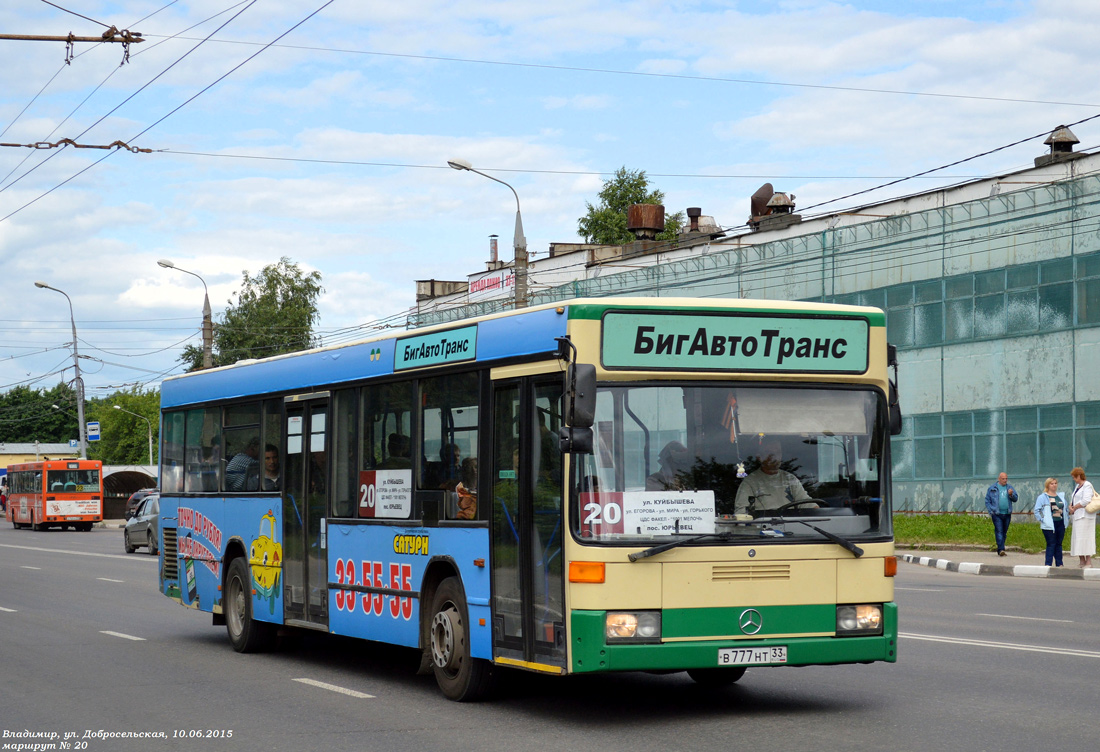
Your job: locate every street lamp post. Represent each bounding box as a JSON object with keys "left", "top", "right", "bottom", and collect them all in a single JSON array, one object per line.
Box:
[
  {"left": 158, "top": 259, "right": 213, "bottom": 369},
  {"left": 35, "top": 282, "right": 86, "bottom": 458},
  {"left": 113, "top": 405, "right": 154, "bottom": 466},
  {"left": 447, "top": 158, "right": 528, "bottom": 308}
]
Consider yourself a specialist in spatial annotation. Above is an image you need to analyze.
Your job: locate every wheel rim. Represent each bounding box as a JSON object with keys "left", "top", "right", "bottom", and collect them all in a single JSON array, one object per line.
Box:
[
  {"left": 227, "top": 572, "right": 246, "bottom": 638},
  {"left": 430, "top": 603, "right": 464, "bottom": 675}
]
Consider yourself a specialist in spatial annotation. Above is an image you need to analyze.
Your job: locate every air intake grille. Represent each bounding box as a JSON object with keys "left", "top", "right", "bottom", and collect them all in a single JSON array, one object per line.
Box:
[
  {"left": 163, "top": 528, "right": 178, "bottom": 580},
  {"left": 712, "top": 563, "right": 790, "bottom": 581}
]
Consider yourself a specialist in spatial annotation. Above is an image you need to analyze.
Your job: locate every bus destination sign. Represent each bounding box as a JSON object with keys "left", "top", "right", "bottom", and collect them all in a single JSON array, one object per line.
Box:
[
  {"left": 394, "top": 325, "right": 478, "bottom": 371},
  {"left": 602, "top": 311, "right": 869, "bottom": 373}
]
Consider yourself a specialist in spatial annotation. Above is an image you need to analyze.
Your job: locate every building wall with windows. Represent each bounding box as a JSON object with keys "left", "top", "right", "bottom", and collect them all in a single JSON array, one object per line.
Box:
[{"left": 415, "top": 147, "right": 1100, "bottom": 511}]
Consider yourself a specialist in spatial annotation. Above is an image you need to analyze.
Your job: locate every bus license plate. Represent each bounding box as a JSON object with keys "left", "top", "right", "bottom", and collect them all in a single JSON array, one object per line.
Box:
[{"left": 718, "top": 646, "right": 787, "bottom": 666}]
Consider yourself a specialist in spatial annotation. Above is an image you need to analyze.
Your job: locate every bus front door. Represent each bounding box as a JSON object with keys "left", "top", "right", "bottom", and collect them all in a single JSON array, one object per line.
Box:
[
  {"left": 491, "top": 377, "right": 566, "bottom": 671},
  {"left": 283, "top": 397, "right": 330, "bottom": 630}
]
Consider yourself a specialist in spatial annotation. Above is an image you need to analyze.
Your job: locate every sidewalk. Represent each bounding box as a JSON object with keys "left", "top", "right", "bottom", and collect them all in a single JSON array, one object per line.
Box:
[{"left": 899, "top": 545, "right": 1100, "bottom": 580}]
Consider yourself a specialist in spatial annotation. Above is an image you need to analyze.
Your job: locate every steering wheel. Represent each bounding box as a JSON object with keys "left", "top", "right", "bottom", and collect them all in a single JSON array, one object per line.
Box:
[{"left": 774, "top": 499, "right": 822, "bottom": 513}]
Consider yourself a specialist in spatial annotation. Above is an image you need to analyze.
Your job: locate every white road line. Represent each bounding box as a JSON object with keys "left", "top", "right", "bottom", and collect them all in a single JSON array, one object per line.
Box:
[
  {"left": 293, "top": 678, "right": 375, "bottom": 698},
  {"left": 97, "top": 577, "right": 125, "bottom": 583},
  {"left": 100, "top": 630, "right": 145, "bottom": 641},
  {"left": 974, "top": 613, "right": 1074, "bottom": 623},
  {"left": 0, "top": 543, "right": 148, "bottom": 561},
  {"left": 0, "top": 606, "right": 17, "bottom": 613},
  {"left": 20, "top": 566, "right": 41, "bottom": 570},
  {"left": 901, "top": 632, "right": 1100, "bottom": 658}
]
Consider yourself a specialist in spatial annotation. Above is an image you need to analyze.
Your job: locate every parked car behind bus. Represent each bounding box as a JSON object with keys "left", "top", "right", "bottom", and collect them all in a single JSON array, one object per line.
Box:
[{"left": 124, "top": 494, "right": 159, "bottom": 555}]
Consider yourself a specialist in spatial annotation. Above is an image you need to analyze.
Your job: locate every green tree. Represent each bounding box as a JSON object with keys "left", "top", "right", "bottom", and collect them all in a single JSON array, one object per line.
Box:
[
  {"left": 0, "top": 382, "right": 77, "bottom": 444},
  {"left": 577, "top": 167, "right": 684, "bottom": 245},
  {"left": 180, "top": 257, "right": 324, "bottom": 371},
  {"left": 87, "top": 389, "right": 160, "bottom": 465}
]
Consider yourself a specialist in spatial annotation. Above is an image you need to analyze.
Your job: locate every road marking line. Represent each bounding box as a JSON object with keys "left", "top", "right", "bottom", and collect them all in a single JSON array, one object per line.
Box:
[
  {"left": 974, "top": 613, "right": 1073, "bottom": 623},
  {"left": 0, "top": 543, "right": 149, "bottom": 561},
  {"left": 0, "top": 606, "right": 16, "bottom": 613},
  {"left": 100, "top": 630, "right": 145, "bottom": 641},
  {"left": 20, "top": 566, "right": 41, "bottom": 570},
  {"left": 293, "top": 678, "right": 375, "bottom": 698},
  {"left": 901, "top": 632, "right": 1100, "bottom": 658},
  {"left": 97, "top": 577, "right": 125, "bottom": 583}
]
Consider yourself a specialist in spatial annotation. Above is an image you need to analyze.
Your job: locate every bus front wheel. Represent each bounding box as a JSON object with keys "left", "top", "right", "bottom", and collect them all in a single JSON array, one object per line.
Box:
[
  {"left": 687, "top": 666, "right": 747, "bottom": 686},
  {"left": 225, "top": 557, "right": 275, "bottom": 653},
  {"left": 429, "top": 576, "right": 492, "bottom": 701}
]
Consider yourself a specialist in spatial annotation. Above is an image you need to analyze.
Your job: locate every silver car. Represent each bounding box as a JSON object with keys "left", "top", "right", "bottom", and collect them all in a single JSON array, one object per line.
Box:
[{"left": 124, "top": 493, "right": 159, "bottom": 555}]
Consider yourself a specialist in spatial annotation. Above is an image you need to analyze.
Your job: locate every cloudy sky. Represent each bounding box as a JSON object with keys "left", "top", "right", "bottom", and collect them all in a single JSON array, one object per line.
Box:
[{"left": 2, "top": 0, "right": 1098, "bottom": 404}]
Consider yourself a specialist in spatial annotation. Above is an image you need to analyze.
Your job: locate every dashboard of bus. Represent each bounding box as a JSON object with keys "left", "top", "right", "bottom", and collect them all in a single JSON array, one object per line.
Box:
[{"left": 570, "top": 383, "right": 891, "bottom": 546}]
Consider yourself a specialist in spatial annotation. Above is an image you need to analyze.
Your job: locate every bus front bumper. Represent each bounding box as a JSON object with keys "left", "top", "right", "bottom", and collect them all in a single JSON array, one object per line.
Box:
[{"left": 570, "top": 602, "right": 897, "bottom": 673}]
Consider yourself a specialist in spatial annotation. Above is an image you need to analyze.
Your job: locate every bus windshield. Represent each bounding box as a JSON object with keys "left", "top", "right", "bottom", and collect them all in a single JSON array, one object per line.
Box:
[
  {"left": 572, "top": 383, "right": 890, "bottom": 545},
  {"left": 45, "top": 469, "right": 101, "bottom": 492}
]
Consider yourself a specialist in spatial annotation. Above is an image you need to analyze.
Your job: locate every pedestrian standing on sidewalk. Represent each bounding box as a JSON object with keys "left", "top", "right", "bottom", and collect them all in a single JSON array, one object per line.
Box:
[
  {"left": 1033, "top": 477, "right": 1066, "bottom": 567},
  {"left": 1068, "top": 467, "right": 1096, "bottom": 568},
  {"left": 984, "top": 472, "right": 1019, "bottom": 556}
]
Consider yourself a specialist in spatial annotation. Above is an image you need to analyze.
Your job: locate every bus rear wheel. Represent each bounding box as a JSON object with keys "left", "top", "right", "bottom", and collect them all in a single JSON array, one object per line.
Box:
[
  {"left": 429, "top": 576, "right": 492, "bottom": 701},
  {"left": 225, "top": 557, "right": 275, "bottom": 653},
  {"left": 686, "top": 666, "right": 747, "bottom": 686}
]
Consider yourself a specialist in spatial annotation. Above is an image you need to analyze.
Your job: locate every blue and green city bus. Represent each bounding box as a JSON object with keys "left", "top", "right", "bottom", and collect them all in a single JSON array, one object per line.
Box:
[{"left": 157, "top": 297, "right": 898, "bottom": 700}]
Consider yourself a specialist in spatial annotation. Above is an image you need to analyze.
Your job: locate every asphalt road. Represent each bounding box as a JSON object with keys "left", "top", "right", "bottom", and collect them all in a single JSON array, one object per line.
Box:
[{"left": 1, "top": 523, "right": 1097, "bottom": 752}]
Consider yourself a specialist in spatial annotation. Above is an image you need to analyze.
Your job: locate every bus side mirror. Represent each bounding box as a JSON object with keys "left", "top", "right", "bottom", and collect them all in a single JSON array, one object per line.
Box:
[
  {"left": 888, "top": 380, "right": 903, "bottom": 436},
  {"left": 560, "top": 363, "right": 597, "bottom": 454},
  {"left": 565, "top": 363, "right": 596, "bottom": 428},
  {"left": 886, "top": 343, "right": 902, "bottom": 436}
]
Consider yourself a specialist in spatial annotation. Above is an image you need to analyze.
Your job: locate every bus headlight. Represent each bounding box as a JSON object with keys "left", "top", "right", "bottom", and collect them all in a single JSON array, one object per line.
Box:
[
  {"left": 605, "top": 611, "right": 661, "bottom": 643},
  {"left": 836, "top": 604, "right": 883, "bottom": 636}
]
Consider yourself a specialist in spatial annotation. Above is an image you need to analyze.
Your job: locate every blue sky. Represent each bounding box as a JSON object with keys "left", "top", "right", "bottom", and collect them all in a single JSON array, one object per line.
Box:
[{"left": 1, "top": 0, "right": 1097, "bottom": 403}]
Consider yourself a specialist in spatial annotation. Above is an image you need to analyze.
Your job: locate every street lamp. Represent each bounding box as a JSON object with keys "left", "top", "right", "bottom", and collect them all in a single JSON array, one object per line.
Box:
[
  {"left": 113, "top": 405, "right": 154, "bottom": 466},
  {"left": 447, "top": 158, "right": 528, "bottom": 308},
  {"left": 158, "top": 258, "right": 213, "bottom": 369},
  {"left": 35, "top": 282, "right": 86, "bottom": 458}
]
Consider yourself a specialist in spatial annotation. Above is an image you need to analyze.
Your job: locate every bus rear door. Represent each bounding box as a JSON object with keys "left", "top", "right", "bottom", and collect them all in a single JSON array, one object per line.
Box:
[{"left": 283, "top": 395, "right": 330, "bottom": 630}]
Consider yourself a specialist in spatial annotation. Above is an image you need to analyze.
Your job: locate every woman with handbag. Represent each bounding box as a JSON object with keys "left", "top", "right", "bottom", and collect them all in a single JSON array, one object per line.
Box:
[
  {"left": 1068, "top": 467, "right": 1096, "bottom": 568},
  {"left": 1034, "top": 478, "right": 1067, "bottom": 567}
]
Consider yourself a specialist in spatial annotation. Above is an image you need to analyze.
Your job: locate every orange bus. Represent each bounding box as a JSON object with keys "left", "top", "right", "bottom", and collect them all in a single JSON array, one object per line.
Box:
[{"left": 5, "top": 459, "right": 103, "bottom": 531}]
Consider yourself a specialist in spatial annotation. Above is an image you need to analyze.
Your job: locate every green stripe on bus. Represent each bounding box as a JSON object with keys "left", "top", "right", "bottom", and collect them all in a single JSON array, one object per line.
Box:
[
  {"left": 567, "top": 302, "right": 887, "bottom": 328},
  {"left": 663, "top": 603, "right": 835, "bottom": 639}
]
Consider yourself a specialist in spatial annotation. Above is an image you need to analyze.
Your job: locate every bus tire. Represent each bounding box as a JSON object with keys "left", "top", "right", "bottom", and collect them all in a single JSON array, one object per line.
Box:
[
  {"left": 429, "top": 576, "right": 492, "bottom": 701},
  {"left": 686, "top": 667, "right": 747, "bottom": 686},
  {"left": 225, "top": 557, "right": 275, "bottom": 653}
]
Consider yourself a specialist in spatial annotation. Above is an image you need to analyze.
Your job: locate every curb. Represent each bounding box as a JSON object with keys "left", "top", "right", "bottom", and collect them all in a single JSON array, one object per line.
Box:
[{"left": 900, "top": 552, "right": 1100, "bottom": 580}]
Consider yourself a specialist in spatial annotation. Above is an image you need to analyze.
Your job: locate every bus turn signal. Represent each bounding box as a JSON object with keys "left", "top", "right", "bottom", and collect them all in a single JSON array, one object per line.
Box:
[{"left": 569, "top": 561, "right": 605, "bottom": 583}]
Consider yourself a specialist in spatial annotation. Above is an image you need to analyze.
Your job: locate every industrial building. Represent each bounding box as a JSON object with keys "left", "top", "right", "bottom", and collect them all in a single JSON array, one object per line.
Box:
[{"left": 414, "top": 126, "right": 1100, "bottom": 512}]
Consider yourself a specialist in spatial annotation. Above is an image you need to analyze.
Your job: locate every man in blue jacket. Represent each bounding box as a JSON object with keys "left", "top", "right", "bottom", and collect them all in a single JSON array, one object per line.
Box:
[{"left": 984, "top": 472, "right": 1019, "bottom": 556}]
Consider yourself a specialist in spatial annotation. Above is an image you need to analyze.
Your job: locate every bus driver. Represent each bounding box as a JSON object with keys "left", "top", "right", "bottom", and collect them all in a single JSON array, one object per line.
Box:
[{"left": 734, "top": 439, "right": 814, "bottom": 516}]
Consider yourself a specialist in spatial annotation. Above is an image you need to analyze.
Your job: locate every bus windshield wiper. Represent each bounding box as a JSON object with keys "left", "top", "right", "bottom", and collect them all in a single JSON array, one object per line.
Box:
[
  {"left": 628, "top": 532, "right": 732, "bottom": 562},
  {"left": 782, "top": 519, "right": 864, "bottom": 558}
]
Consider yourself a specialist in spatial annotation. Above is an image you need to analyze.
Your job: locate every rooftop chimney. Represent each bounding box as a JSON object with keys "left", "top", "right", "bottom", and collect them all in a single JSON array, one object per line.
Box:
[
  {"left": 687, "top": 207, "right": 702, "bottom": 232},
  {"left": 627, "top": 204, "right": 665, "bottom": 240},
  {"left": 1035, "top": 125, "right": 1083, "bottom": 167},
  {"left": 748, "top": 185, "right": 801, "bottom": 232}
]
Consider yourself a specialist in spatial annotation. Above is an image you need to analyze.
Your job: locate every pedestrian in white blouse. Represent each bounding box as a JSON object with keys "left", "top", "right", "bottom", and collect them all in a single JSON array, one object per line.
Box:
[{"left": 1068, "top": 467, "right": 1096, "bottom": 568}]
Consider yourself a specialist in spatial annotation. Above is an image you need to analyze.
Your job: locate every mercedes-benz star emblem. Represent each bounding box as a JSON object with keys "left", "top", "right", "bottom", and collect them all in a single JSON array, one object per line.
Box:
[{"left": 738, "top": 608, "right": 763, "bottom": 635}]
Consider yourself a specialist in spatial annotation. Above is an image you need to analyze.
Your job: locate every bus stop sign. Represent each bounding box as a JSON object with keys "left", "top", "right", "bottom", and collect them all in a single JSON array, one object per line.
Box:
[{"left": 87, "top": 422, "right": 100, "bottom": 441}]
